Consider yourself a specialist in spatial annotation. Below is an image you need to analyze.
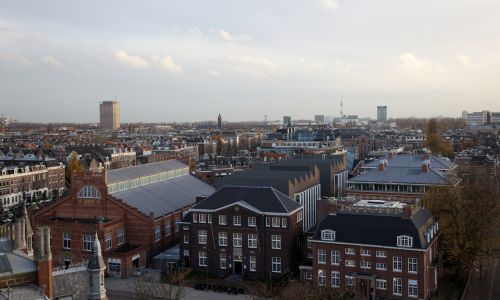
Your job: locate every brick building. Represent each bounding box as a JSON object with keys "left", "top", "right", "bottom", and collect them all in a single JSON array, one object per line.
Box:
[
  {"left": 306, "top": 200, "right": 440, "bottom": 300},
  {"left": 180, "top": 186, "right": 303, "bottom": 279}
]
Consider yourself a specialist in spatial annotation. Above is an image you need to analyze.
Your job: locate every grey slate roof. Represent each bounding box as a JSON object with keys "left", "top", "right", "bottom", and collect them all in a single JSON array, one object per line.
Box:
[
  {"left": 107, "top": 160, "right": 187, "bottom": 184},
  {"left": 0, "top": 239, "right": 37, "bottom": 276},
  {"left": 112, "top": 174, "right": 215, "bottom": 218},
  {"left": 349, "top": 166, "right": 452, "bottom": 185},
  {"left": 363, "top": 154, "right": 454, "bottom": 170},
  {"left": 312, "top": 208, "right": 434, "bottom": 249},
  {"left": 192, "top": 186, "right": 301, "bottom": 214}
]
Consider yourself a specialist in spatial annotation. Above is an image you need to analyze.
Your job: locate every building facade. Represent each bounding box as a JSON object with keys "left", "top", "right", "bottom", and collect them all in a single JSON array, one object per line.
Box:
[
  {"left": 377, "top": 106, "right": 388, "bottom": 122},
  {"left": 99, "top": 100, "right": 121, "bottom": 131}
]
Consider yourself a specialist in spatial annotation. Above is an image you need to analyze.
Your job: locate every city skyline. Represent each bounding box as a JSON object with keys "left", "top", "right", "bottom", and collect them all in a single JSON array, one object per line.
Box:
[{"left": 1, "top": 1, "right": 500, "bottom": 123}]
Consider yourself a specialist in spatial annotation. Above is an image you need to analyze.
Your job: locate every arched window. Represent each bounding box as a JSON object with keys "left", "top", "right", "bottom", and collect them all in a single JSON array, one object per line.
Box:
[
  {"left": 396, "top": 235, "right": 413, "bottom": 248},
  {"left": 321, "top": 230, "right": 336, "bottom": 241},
  {"left": 78, "top": 185, "right": 101, "bottom": 199}
]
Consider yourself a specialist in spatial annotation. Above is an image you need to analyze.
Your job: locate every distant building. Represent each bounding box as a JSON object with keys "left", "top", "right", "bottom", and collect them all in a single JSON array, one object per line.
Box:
[
  {"left": 217, "top": 113, "right": 222, "bottom": 130},
  {"left": 315, "top": 115, "right": 325, "bottom": 124},
  {"left": 99, "top": 100, "right": 120, "bottom": 131},
  {"left": 283, "top": 116, "right": 292, "bottom": 127},
  {"left": 377, "top": 106, "right": 387, "bottom": 122},
  {"left": 464, "top": 110, "right": 500, "bottom": 127}
]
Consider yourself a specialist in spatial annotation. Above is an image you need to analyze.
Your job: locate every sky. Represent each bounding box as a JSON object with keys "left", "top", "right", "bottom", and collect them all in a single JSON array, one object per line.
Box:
[{"left": 1, "top": 0, "right": 500, "bottom": 123}]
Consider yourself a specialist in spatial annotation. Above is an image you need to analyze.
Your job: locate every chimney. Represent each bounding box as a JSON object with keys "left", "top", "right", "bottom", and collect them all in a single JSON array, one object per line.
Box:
[
  {"left": 402, "top": 205, "right": 413, "bottom": 219},
  {"left": 36, "top": 226, "right": 53, "bottom": 299},
  {"left": 422, "top": 161, "right": 429, "bottom": 172},
  {"left": 378, "top": 161, "right": 385, "bottom": 171}
]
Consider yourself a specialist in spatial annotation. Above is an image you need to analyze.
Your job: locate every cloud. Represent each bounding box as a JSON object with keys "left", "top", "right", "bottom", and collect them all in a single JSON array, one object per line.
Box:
[
  {"left": 226, "top": 55, "right": 277, "bottom": 76},
  {"left": 0, "top": 53, "right": 31, "bottom": 66},
  {"left": 151, "top": 55, "right": 182, "bottom": 74},
  {"left": 188, "top": 27, "right": 203, "bottom": 37},
  {"left": 318, "top": 0, "right": 339, "bottom": 12},
  {"left": 41, "top": 55, "right": 66, "bottom": 69},
  {"left": 217, "top": 29, "right": 252, "bottom": 43},
  {"left": 400, "top": 52, "right": 430, "bottom": 72},
  {"left": 457, "top": 54, "right": 471, "bottom": 66},
  {"left": 333, "top": 61, "right": 352, "bottom": 74},
  {"left": 208, "top": 69, "right": 221, "bottom": 77},
  {"left": 115, "top": 50, "right": 149, "bottom": 68}
]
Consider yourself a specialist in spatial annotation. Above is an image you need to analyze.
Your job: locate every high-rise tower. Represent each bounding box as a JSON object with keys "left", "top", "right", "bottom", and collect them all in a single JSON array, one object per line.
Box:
[
  {"left": 99, "top": 100, "right": 120, "bottom": 131},
  {"left": 217, "top": 113, "right": 222, "bottom": 130}
]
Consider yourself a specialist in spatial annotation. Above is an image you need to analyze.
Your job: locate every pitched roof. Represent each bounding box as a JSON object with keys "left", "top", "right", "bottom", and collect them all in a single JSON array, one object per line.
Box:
[
  {"left": 363, "top": 154, "right": 454, "bottom": 170},
  {"left": 107, "top": 160, "right": 187, "bottom": 184},
  {"left": 192, "top": 186, "right": 301, "bottom": 214},
  {"left": 348, "top": 165, "right": 452, "bottom": 185}
]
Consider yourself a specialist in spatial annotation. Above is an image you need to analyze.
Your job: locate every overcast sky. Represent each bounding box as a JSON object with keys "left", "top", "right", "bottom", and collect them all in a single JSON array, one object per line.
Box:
[{"left": 1, "top": 0, "right": 499, "bottom": 123}]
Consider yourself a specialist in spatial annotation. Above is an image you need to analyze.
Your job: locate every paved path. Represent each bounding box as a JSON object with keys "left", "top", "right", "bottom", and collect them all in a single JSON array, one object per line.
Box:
[{"left": 464, "top": 253, "right": 500, "bottom": 300}]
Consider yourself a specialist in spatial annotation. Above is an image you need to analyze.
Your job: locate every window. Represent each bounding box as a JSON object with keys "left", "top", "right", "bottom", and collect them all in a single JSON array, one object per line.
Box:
[
  {"left": 108, "top": 261, "right": 121, "bottom": 274},
  {"left": 233, "top": 216, "right": 241, "bottom": 226},
  {"left": 345, "top": 259, "right": 355, "bottom": 267},
  {"left": 266, "top": 217, "right": 271, "bottom": 227},
  {"left": 297, "top": 210, "right": 303, "bottom": 223},
  {"left": 376, "top": 262, "right": 387, "bottom": 270},
  {"left": 198, "top": 230, "right": 207, "bottom": 245},
  {"left": 272, "top": 217, "right": 280, "bottom": 227},
  {"left": 408, "top": 279, "right": 418, "bottom": 297},
  {"left": 318, "top": 249, "right": 326, "bottom": 264},
  {"left": 345, "top": 248, "right": 355, "bottom": 255},
  {"left": 199, "top": 214, "right": 207, "bottom": 223},
  {"left": 63, "top": 232, "right": 71, "bottom": 250},
  {"left": 393, "top": 256, "right": 402, "bottom": 272},
  {"left": 281, "top": 218, "right": 287, "bottom": 228},
  {"left": 331, "top": 271, "right": 340, "bottom": 288},
  {"left": 193, "top": 213, "right": 198, "bottom": 223},
  {"left": 360, "top": 249, "right": 371, "bottom": 256},
  {"left": 397, "top": 235, "right": 413, "bottom": 248},
  {"left": 218, "top": 232, "right": 228, "bottom": 246},
  {"left": 345, "top": 276, "right": 354, "bottom": 286},
  {"left": 83, "top": 233, "right": 93, "bottom": 252},
  {"left": 207, "top": 214, "right": 212, "bottom": 224},
  {"left": 248, "top": 216, "right": 256, "bottom": 227},
  {"left": 376, "top": 279, "right": 387, "bottom": 290},
  {"left": 250, "top": 256, "right": 256, "bottom": 272},
  {"left": 272, "top": 235, "right": 281, "bottom": 250},
  {"left": 105, "top": 232, "right": 112, "bottom": 250},
  {"left": 321, "top": 230, "right": 335, "bottom": 241},
  {"left": 393, "top": 277, "right": 402, "bottom": 295},
  {"left": 155, "top": 225, "right": 161, "bottom": 241},
  {"left": 117, "top": 227, "right": 124, "bottom": 245},
  {"left": 304, "top": 272, "right": 312, "bottom": 280},
  {"left": 331, "top": 250, "right": 340, "bottom": 265},
  {"left": 376, "top": 250, "right": 387, "bottom": 258},
  {"left": 219, "top": 215, "right": 227, "bottom": 225},
  {"left": 360, "top": 260, "right": 371, "bottom": 269},
  {"left": 184, "top": 235, "right": 189, "bottom": 244},
  {"left": 220, "top": 254, "right": 227, "bottom": 269},
  {"left": 165, "top": 222, "right": 171, "bottom": 237},
  {"left": 233, "top": 233, "right": 242, "bottom": 247},
  {"left": 272, "top": 257, "right": 281, "bottom": 273},
  {"left": 307, "top": 237, "right": 312, "bottom": 249},
  {"left": 199, "top": 251, "right": 207, "bottom": 267},
  {"left": 78, "top": 185, "right": 101, "bottom": 199},
  {"left": 318, "top": 270, "right": 326, "bottom": 286},
  {"left": 248, "top": 234, "right": 257, "bottom": 248}
]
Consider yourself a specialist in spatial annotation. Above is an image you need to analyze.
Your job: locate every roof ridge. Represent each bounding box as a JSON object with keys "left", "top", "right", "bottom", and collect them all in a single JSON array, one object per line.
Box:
[{"left": 270, "top": 187, "right": 289, "bottom": 212}]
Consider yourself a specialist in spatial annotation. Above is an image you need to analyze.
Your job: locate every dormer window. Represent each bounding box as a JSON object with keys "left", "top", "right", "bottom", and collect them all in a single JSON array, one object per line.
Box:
[
  {"left": 321, "top": 230, "right": 336, "bottom": 241},
  {"left": 396, "top": 235, "right": 413, "bottom": 248},
  {"left": 78, "top": 185, "right": 101, "bottom": 199}
]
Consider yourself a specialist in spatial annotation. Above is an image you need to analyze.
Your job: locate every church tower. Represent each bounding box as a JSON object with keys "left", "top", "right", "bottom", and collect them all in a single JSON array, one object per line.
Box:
[
  {"left": 88, "top": 232, "right": 107, "bottom": 300},
  {"left": 217, "top": 113, "right": 222, "bottom": 130}
]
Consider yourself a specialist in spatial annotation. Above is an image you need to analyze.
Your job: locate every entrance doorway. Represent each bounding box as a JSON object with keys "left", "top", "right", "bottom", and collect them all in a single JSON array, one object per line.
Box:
[
  {"left": 233, "top": 255, "right": 243, "bottom": 274},
  {"left": 356, "top": 278, "right": 372, "bottom": 300}
]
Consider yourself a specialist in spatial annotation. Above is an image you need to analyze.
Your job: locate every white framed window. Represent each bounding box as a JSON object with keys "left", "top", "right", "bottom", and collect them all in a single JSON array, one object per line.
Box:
[
  {"left": 199, "top": 251, "right": 207, "bottom": 267},
  {"left": 393, "top": 277, "right": 402, "bottom": 295},
  {"left": 408, "top": 279, "right": 418, "bottom": 297},
  {"left": 155, "top": 225, "right": 161, "bottom": 241},
  {"left": 219, "top": 215, "right": 227, "bottom": 225},
  {"left": 376, "top": 250, "right": 387, "bottom": 258},
  {"left": 360, "top": 260, "right": 371, "bottom": 269},
  {"left": 233, "top": 216, "right": 241, "bottom": 226},
  {"left": 345, "top": 276, "right": 354, "bottom": 286},
  {"left": 233, "top": 233, "right": 242, "bottom": 247},
  {"left": 318, "top": 270, "right": 326, "bottom": 286},
  {"left": 220, "top": 254, "right": 227, "bottom": 269},
  {"left": 281, "top": 218, "right": 287, "bottom": 228},
  {"left": 360, "top": 249, "right": 371, "bottom": 256},
  {"left": 408, "top": 258, "right": 418, "bottom": 273},
  {"left": 83, "top": 233, "right": 93, "bottom": 252},
  {"left": 345, "top": 259, "right": 355, "bottom": 267},
  {"left": 105, "top": 232, "right": 112, "bottom": 250},
  {"left": 393, "top": 256, "right": 402, "bottom": 272},
  {"left": 297, "top": 210, "right": 303, "bottom": 223},
  {"left": 272, "top": 257, "right": 281, "bottom": 273},
  {"left": 272, "top": 217, "right": 280, "bottom": 227},
  {"left": 266, "top": 217, "right": 271, "bottom": 227},
  {"left": 78, "top": 185, "right": 101, "bottom": 199},
  {"left": 250, "top": 256, "right": 256, "bottom": 271},
  {"left": 331, "top": 250, "right": 340, "bottom": 265},
  {"left": 318, "top": 249, "right": 326, "bottom": 264},
  {"left": 321, "top": 230, "right": 335, "bottom": 241},
  {"left": 198, "top": 230, "right": 207, "bottom": 245},
  {"left": 376, "top": 262, "right": 387, "bottom": 270},
  {"left": 248, "top": 234, "right": 257, "bottom": 248},
  {"left": 331, "top": 271, "right": 340, "bottom": 288},
  {"left": 345, "top": 247, "right": 355, "bottom": 255},
  {"left": 207, "top": 214, "right": 212, "bottom": 224},
  {"left": 117, "top": 227, "right": 124, "bottom": 244},
  {"left": 165, "top": 222, "right": 171, "bottom": 237},
  {"left": 376, "top": 279, "right": 387, "bottom": 290},
  {"left": 183, "top": 235, "right": 189, "bottom": 244},
  {"left": 63, "top": 232, "right": 71, "bottom": 250},
  {"left": 397, "top": 235, "right": 413, "bottom": 248},
  {"left": 304, "top": 271, "right": 312, "bottom": 280},
  {"left": 192, "top": 213, "right": 198, "bottom": 223},
  {"left": 248, "top": 216, "right": 256, "bottom": 227},
  {"left": 199, "top": 213, "right": 207, "bottom": 224},
  {"left": 307, "top": 237, "right": 312, "bottom": 249},
  {"left": 218, "top": 232, "right": 227, "bottom": 246},
  {"left": 272, "top": 235, "right": 281, "bottom": 250}
]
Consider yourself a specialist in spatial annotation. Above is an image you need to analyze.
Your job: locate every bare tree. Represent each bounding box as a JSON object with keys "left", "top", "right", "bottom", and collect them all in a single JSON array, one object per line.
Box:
[{"left": 130, "top": 270, "right": 185, "bottom": 300}]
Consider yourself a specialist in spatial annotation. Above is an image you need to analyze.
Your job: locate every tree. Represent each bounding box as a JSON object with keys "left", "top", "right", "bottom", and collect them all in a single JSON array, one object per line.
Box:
[
  {"left": 423, "top": 181, "right": 500, "bottom": 282},
  {"left": 66, "top": 151, "right": 84, "bottom": 179},
  {"left": 129, "top": 270, "right": 184, "bottom": 300},
  {"left": 423, "top": 119, "right": 454, "bottom": 157}
]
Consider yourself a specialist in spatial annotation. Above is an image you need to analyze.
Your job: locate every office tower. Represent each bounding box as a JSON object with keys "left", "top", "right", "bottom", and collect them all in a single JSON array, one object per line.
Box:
[
  {"left": 377, "top": 106, "right": 387, "bottom": 122},
  {"left": 283, "top": 116, "right": 292, "bottom": 127},
  {"left": 99, "top": 100, "right": 120, "bottom": 131}
]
